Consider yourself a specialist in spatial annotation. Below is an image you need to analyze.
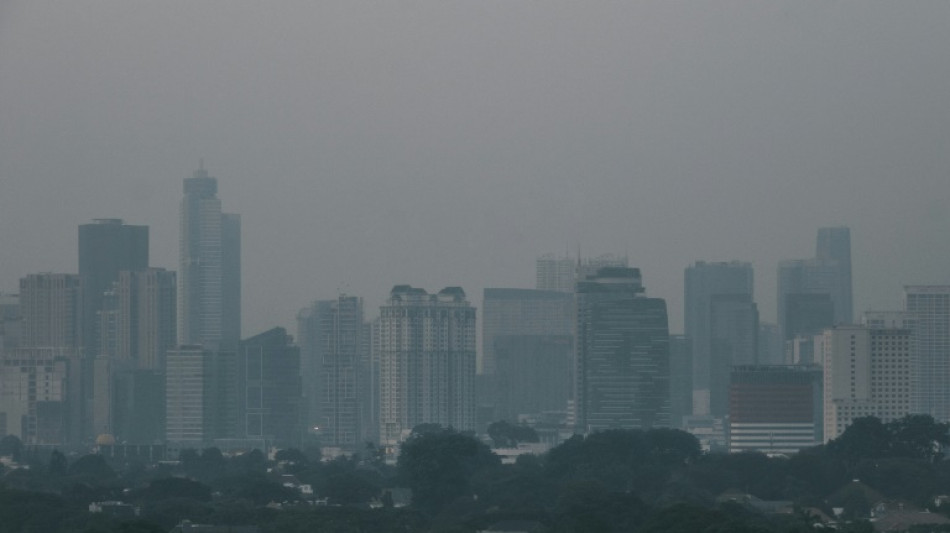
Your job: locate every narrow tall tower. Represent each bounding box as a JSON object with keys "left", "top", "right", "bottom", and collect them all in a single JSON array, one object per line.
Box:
[{"left": 178, "top": 167, "right": 241, "bottom": 350}]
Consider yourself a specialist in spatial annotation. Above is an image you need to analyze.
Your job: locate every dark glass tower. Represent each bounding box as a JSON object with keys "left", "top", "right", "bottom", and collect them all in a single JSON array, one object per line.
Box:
[
  {"left": 78, "top": 219, "right": 149, "bottom": 357},
  {"left": 575, "top": 267, "right": 670, "bottom": 432}
]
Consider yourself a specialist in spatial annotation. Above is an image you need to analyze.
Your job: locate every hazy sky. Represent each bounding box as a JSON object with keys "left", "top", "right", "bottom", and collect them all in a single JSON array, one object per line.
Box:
[{"left": 2, "top": 2, "right": 948, "bottom": 336}]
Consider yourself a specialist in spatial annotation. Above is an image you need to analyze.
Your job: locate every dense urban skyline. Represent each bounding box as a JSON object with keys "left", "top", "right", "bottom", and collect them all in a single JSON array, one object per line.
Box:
[{"left": 2, "top": 3, "right": 950, "bottom": 336}]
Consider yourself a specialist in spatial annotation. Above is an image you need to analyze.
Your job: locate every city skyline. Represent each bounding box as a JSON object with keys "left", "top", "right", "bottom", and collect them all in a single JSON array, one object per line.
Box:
[{"left": 2, "top": 3, "right": 950, "bottom": 337}]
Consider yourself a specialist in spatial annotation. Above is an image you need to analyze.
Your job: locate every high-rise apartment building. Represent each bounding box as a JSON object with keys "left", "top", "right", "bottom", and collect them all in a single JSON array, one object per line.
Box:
[
  {"left": 684, "top": 261, "right": 754, "bottom": 416},
  {"left": 78, "top": 219, "right": 148, "bottom": 358},
  {"left": 575, "top": 267, "right": 670, "bottom": 432},
  {"left": 178, "top": 166, "right": 241, "bottom": 350},
  {"left": 19, "top": 274, "right": 82, "bottom": 350},
  {"left": 297, "top": 296, "right": 368, "bottom": 450},
  {"left": 904, "top": 286, "right": 950, "bottom": 421},
  {"left": 378, "top": 286, "right": 475, "bottom": 447},
  {"left": 822, "top": 325, "right": 913, "bottom": 441}
]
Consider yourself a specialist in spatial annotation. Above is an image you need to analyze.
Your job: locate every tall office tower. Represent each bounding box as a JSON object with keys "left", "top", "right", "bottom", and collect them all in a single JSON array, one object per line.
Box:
[
  {"left": 178, "top": 166, "right": 241, "bottom": 350},
  {"left": 778, "top": 227, "right": 853, "bottom": 343},
  {"left": 94, "top": 269, "right": 176, "bottom": 442},
  {"left": 20, "top": 274, "right": 82, "bottom": 349},
  {"left": 165, "top": 345, "right": 238, "bottom": 447},
  {"left": 481, "top": 288, "right": 573, "bottom": 376},
  {"left": 378, "top": 286, "right": 476, "bottom": 447},
  {"left": 238, "top": 328, "right": 301, "bottom": 447},
  {"left": 904, "top": 286, "right": 950, "bottom": 421},
  {"left": 78, "top": 219, "right": 148, "bottom": 358},
  {"left": 784, "top": 293, "right": 835, "bottom": 343},
  {"left": 98, "top": 269, "right": 177, "bottom": 369},
  {"left": 863, "top": 310, "right": 915, "bottom": 330},
  {"left": 297, "top": 295, "right": 367, "bottom": 450},
  {"left": 708, "top": 294, "right": 759, "bottom": 418},
  {"left": 684, "top": 261, "right": 754, "bottom": 416},
  {"left": 536, "top": 254, "right": 575, "bottom": 292},
  {"left": 728, "top": 365, "right": 822, "bottom": 454},
  {"left": 668, "top": 335, "right": 693, "bottom": 429},
  {"left": 816, "top": 226, "right": 853, "bottom": 323},
  {"left": 575, "top": 267, "right": 670, "bottom": 432},
  {"left": 822, "top": 325, "right": 913, "bottom": 441},
  {"left": 494, "top": 334, "right": 573, "bottom": 422}
]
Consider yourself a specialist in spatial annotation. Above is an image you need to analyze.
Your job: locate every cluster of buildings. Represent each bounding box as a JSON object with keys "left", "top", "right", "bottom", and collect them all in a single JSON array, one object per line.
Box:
[{"left": 0, "top": 168, "right": 947, "bottom": 460}]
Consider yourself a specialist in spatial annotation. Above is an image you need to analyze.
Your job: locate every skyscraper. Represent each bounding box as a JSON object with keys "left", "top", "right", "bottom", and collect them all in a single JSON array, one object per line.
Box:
[
  {"left": 19, "top": 273, "right": 82, "bottom": 350},
  {"left": 817, "top": 226, "right": 853, "bottom": 323},
  {"left": 78, "top": 219, "right": 149, "bottom": 358},
  {"left": 297, "top": 295, "right": 369, "bottom": 450},
  {"left": 708, "top": 294, "right": 759, "bottom": 417},
  {"left": 777, "top": 227, "right": 853, "bottom": 344},
  {"left": 575, "top": 267, "right": 670, "bottom": 432},
  {"left": 481, "top": 288, "right": 574, "bottom": 375},
  {"left": 378, "top": 286, "right": 475, "bottom": 447},
  {"left": 238, "top": 328, "right": 301, "bottom": 447},
  {"left": 904, "top": 286, "right": 950, "bottom": 421},
  {"left": 178, "top": 166, "right": 241, "bottom": 350},
  {"left": 684, "top": 261, "right": 754, "bottom": 416}
]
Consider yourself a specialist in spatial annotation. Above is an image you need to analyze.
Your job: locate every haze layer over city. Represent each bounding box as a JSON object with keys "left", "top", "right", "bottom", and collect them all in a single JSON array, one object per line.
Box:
[{"left": 2, "top": 2, "right": 949, "bottom": 335}]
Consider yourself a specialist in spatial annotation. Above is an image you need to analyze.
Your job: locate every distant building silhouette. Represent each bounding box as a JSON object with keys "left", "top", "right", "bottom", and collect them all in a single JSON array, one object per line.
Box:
[
  {"left": 238, "top": 328, "right": 301, "bottom": 447},
  {"left": 904, "top": 286, "right": 950, "bottom": 421},
  {"left": 668, "top": 334, "right": 693, "bottom": 429},
  {"left": 378, "top": 286, "right": 475, "bottom": 447},
  {"left": 165, "top": 345, "right": 238, "bottom": 447},
  {"left": 178, "top": 166, "right": 241, "bottom": 351},
  {"left": 575, "top": 267, "right": 670, "bottom": 432},
  {"left": 297, "top": 295, "right": 369, "bottom": 450},
  {"left": 684, "top": 261, "right": 754, "bottom": 416},
  {"left": 777, "top": 227, "right": 853, "bottom": 347}
]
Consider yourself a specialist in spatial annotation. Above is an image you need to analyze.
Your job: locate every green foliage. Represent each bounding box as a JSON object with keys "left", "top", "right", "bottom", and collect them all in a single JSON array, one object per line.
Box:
[
  {"left": 68, "top": 454, "right": 116, "bottom": 482},
  {"left": 49, "top": 449, "right": 68, "bottom": 476},
  {"left": 398, "top": 427, "right": 499, "bottom": 514},
  {"left": 0, "top": 435, "right": 23, "bottom": 461},
  {"left": 138, "top": 477, "right": 213, "bottom": 503}
]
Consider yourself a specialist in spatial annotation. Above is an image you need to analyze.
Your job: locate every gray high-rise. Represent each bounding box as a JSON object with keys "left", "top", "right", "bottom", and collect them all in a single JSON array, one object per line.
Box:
[
  {"left": 684, "top": 261, "right": 754, "bottom": 416},
  {"left": 777, "top": 227, "right": 853, "bottom": 344},
  {"left": 178, "top": 166, "right": 241, "bottom": 350},
  {"left": 297, "top": 295, "right": 370, "bottom": 450},
  {"left": 575, "top": 267, "right": 670, "bottom": 432},
  {"left": 78, "top": 219, "right": 149, "bottom": 357}
]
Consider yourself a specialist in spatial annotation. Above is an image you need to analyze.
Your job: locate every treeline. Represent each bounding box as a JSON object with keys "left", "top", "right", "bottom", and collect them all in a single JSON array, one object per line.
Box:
[{"left": 0, "top": 415, "right": 948, "bottom": 532}]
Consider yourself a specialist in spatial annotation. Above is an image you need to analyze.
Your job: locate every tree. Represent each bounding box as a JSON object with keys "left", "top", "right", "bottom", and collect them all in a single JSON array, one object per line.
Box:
[
  {"left": 827, "top": 417, "right": 893, "bottom": 464},
  {"left": 888, "top": 414, "right": 950, "bottom": 462},
  {"left": 139, "top": 477, "right": 213, "bottom": 502},
  {"left": 398, "top": 428, "right": 499, "bottom": 513},
  {"left": 68, "top": 453, "right": 116, "bottom": 482},
  {"left": 0, "top": 435, "right": 23, "bottom": 461},
  {"left": 48, "top": 449, "right": 68, "bottom": 477}
]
